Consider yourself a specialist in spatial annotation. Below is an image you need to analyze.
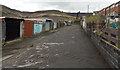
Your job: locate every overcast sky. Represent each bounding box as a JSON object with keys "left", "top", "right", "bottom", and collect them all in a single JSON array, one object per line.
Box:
[{"left": 0, "top": 0, "right": 119, "bottom": 12}]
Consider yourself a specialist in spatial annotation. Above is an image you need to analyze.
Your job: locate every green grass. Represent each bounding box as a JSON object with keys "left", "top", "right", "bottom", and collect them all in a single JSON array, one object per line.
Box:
[{"left": 116, "top": 45, "right": 120, "bottom": 48}]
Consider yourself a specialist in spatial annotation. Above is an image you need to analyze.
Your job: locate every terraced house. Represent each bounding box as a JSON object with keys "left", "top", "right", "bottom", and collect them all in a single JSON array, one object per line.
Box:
[{"left": 98, "top": 1, "right": 120, "bottom": 23}]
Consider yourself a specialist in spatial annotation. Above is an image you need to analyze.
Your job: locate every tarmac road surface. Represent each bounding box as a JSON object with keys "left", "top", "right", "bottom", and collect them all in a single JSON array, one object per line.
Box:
[{"left": 2, "top": 24, "right": 110, "bottom": 68}]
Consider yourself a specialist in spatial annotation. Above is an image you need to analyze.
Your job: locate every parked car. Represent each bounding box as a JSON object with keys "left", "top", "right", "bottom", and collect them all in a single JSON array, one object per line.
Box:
[{"left": 67, "top": 21, "right": 72, "bottom": 26}]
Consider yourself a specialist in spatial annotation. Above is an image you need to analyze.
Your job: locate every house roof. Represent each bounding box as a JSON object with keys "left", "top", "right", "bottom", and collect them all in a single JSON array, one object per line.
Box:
[{"left": 24, "top": 18, "right": 47, "bottom": 21}]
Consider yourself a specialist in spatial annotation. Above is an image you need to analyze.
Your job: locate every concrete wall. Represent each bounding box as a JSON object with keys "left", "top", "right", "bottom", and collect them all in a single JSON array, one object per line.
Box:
[
  {"left": 54, "top": 22, "right": 57, "bottom": 29},
  {"left": 1, "top": 21, "right": 6, "bottom": 43},
  {"left": 0, "top": 21, "right": 2, "bottom": 68},
  {"left": 45, "top": 22, "right": 50, "bottom": 31},
  {"left": 0, "top": 21, "right": 2, "bottom": 44},
  {"left": 20, "top": 21, "right": 24, "bottom": 38}
]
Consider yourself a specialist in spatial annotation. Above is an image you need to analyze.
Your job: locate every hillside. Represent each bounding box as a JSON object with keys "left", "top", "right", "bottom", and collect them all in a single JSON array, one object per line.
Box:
[{"left": 0, "top": 5, "right": 76, "bottom": 21}]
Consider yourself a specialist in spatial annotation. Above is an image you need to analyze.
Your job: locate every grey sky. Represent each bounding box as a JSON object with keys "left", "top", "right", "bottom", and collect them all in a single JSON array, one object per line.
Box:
[{"left": 0, "top": 0, "right": 119, "bottom": 12}]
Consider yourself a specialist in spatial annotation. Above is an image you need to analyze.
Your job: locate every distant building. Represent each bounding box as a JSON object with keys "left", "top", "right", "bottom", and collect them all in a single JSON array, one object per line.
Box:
[
  {"left": 93, "top": 11, "right": 99, "bottom": 15},
  {"left": 67, "top": 13, "right": 93, "bottom": 17}
]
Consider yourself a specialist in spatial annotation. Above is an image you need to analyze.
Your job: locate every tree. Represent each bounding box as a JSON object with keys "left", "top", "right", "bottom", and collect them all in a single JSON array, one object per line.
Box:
[{"left": 86, "top": 15, "right": 106, "bottom": 32}]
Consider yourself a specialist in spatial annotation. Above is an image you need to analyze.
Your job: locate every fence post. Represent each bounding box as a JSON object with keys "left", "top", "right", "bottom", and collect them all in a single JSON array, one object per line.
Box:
[{"left": 118, "top": 29, "right": 120, "bottom": 68}]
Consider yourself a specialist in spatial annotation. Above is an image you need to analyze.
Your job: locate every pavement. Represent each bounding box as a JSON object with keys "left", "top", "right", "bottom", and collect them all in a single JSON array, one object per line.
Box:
[{"left": 2, "top": 24, "right": 110, "bottom": 68}]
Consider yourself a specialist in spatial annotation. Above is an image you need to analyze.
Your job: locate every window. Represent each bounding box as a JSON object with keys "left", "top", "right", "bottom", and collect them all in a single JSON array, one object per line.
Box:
[
  {"left": 116, "top": 3, "right": 118, "bottom": 6},
  {"left": 119, "top": 2, "right": 120, "bottom": 5}
]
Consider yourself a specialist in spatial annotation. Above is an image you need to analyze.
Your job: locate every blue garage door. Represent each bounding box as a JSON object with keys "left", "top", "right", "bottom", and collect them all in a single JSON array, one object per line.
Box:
[{"left": 34, "top": 24, "right": 43, "bottom": 34}]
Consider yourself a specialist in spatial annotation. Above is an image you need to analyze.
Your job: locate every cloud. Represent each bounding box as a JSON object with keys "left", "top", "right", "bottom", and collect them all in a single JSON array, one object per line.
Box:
[{"left": 0, "top": 0, "right": 119, "bottom": 12}]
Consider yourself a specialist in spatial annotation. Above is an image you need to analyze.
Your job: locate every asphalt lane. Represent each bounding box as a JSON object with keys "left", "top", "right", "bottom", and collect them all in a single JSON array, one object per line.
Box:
[{"left": 2, "top": 24, "right": 110, "bottom": 68}]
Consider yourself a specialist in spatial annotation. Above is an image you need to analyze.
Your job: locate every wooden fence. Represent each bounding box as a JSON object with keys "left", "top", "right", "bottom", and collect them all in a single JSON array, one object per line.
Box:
[
  {"left": 86, "top": 28, "right": 120, "bottom": 69},
  {"left": 101, "top": 28, "right": 120, "bottom": 48},
  {"left": 86, "top": 22, "right": 106, "bottom": 31}
]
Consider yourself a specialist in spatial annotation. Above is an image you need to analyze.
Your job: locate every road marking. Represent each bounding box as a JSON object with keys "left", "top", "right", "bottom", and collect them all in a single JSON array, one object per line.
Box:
[
  {"left": 28, "top": 55, "right": 34, "bottom": 58},
  {"left": 46, "top": 65, "right": 50, "bottom": 67},
  {"left": 17, "top": 62, "right": 42, "bottom": 67},
  {"left": 72, "top": 36, "right": 75, "bottom": 38},
  {"left": 16, "top": 51, "right": 26, "bottom": 58},
  {"left": 0, "top": 55, "right": 13, "bottom": 62},
  {"left": 43, "top": 43, "right": 64, "bottom": 45}
]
